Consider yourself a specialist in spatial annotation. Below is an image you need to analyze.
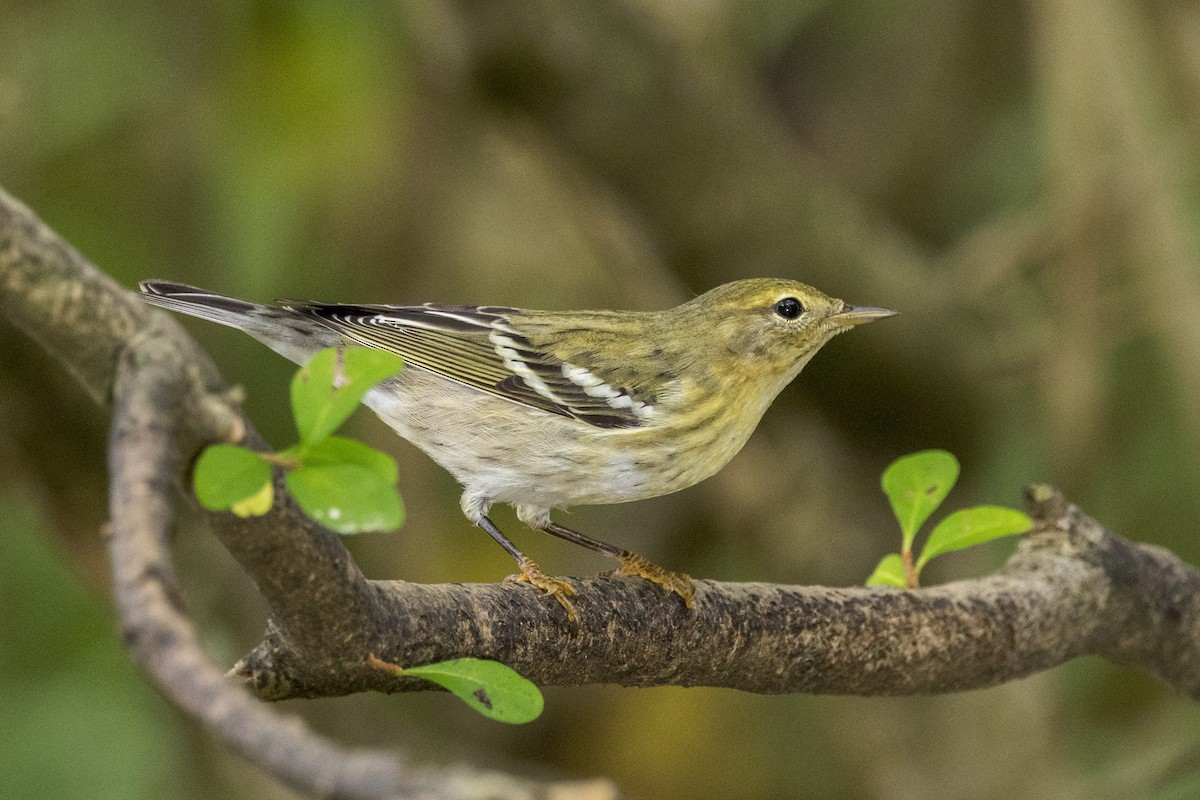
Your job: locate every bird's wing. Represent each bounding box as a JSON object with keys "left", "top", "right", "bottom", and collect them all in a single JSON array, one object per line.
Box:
[{"left": 288, "top": 302, "right": 659, "bottom": 429}]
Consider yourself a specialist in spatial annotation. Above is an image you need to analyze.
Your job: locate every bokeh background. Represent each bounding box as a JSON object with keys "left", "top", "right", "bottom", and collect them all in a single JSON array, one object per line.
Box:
[{"left": 4, "top": 1, "right": 1200, "bottom": 798}]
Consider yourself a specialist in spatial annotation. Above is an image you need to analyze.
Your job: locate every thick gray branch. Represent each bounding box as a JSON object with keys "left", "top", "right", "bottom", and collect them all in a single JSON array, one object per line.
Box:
[{"left": 233, "top": 485, "right": 1200, "bottom": 701}]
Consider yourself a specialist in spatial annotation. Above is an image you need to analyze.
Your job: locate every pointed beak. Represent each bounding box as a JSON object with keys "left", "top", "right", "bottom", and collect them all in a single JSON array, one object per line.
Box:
[{"left": 832, "top": 303, "right": 898, "bottom": 327}]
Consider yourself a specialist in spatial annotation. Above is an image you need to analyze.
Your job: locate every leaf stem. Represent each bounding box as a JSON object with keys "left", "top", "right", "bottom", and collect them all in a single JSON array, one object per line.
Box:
[
  {"left": 901, "top": 548, "right": 919, "bottom": 589},
  {"left": 261, "top": 451, "right": 302, "bottom": 470}
]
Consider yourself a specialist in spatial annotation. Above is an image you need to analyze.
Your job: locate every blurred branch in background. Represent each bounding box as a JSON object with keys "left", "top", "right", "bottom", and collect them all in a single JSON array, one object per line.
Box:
[
  {"left": 442, "top": 0, "right": 941, "bottom": 314},
  {"left": 1033, "top": 0, "right": 1200, "bottom": 476}
]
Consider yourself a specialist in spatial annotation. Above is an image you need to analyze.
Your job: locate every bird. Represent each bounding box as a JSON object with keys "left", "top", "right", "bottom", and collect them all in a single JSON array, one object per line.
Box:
[{"left": 139, "top": 278, "right": 895, "bottom": 618}]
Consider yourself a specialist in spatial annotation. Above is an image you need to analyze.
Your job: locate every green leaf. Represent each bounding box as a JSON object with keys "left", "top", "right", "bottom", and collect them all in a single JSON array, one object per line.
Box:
[
  {"left": 291, "top": 348, "right": 404, "bottom": 445},
  {"left": 193, "top": 444, "right": 271, "bottom": 513},
  {"left": 401, "top": 658, "right": 544, "bottom": 724},
  {"left": 917, "top": 506, "right": 1032, "bottom": 570},
  {"left": 865, "top": 553, "right": 908, "bottom": 588},
  {"left": 881, "top": 450, "right": 960, "bottom": 549},
  {"left": 285, "top": 463, "right": 404, "bottom": 534},
  {"left": 295, "top": 436, "right": 398, "bottom": 484}
]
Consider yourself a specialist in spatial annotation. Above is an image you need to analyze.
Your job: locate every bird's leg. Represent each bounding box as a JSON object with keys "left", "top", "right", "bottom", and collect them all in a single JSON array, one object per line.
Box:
[
  {"left": 534, "top": 518, "right": 695, "bottom": 609},
  {"left": 474, "top": 515, "right": 578, "bottom": 621}
]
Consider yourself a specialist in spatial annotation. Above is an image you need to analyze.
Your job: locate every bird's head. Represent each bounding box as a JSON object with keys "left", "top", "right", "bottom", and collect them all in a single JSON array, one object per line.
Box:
[{"left": 679, "top": 278, "right": 896, "bottom": 391}]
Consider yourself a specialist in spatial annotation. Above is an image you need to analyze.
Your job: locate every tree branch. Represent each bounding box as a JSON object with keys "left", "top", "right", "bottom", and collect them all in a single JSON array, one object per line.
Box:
[{"left": 230, "top": 483, "right": 1200, "bottom": 701}]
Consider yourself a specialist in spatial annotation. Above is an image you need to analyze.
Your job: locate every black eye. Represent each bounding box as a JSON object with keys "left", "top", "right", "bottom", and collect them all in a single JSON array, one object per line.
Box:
[{"left": 774, "top": 297, "right": 804, "bottom": 319}]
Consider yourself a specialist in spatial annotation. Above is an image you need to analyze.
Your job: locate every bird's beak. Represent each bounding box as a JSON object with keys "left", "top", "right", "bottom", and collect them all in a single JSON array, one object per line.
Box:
[{"left": 832, "top": 304, "right": 898, "bottom": 327}]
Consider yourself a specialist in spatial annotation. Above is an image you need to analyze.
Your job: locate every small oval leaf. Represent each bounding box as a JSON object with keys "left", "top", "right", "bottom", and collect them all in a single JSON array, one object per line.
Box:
[
  {"left": 881, "top": 450, "right": 960, "bottom": 548},
  {"left": 402, "top": 658, "right": 543, "bottom": 724},
  {"left": 865, "top": 553, "right": 908, "bottom": 588},
  {"left": 917, "top": 506, "right": 1032, "bottom": 570},
  {"left": 285, "top": 463, "right": 404, "bottom": 534},
  {"left": 292, "top": 348, "right": 404, "bottom": 444},
  {"left": 298, "top": 436, "right": 398, "bottom": 484},
  {"left": 193, "top": 444, "right": 271, "bottom": 512}
]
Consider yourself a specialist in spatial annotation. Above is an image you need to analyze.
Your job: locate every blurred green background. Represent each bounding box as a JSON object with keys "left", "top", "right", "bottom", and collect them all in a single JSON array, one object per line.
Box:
[{"left": 4, "top": 1, "right": 1200, "bottom": 798}]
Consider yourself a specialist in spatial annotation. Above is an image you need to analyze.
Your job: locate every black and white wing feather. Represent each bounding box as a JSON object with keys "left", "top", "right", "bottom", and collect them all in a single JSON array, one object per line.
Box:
[{"left": 292, "top": 302, "right": 658, "bottom": 429}]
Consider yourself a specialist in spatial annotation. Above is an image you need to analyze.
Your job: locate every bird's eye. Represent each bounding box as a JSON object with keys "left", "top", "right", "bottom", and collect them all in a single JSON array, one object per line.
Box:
[{"left": 774, "top": 297, "right": 804, "bottom": 319}]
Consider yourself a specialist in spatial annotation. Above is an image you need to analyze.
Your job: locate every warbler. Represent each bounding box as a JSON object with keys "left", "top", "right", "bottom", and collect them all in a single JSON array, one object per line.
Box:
[{"left": 139, "top": 278, "right": 894, "bottom": 618}]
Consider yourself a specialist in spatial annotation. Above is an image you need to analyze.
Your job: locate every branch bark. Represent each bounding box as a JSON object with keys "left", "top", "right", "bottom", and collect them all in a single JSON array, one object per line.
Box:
[
  {"left": 232, "top": 484, "right": 1200, "bottom": 701},
  {"left": 4, "top": 175, "right": 1200, "bottom": 800}
]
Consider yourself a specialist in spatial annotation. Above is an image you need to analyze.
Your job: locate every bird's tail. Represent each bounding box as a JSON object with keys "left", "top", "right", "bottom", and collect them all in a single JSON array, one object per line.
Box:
[
  {"left": 138, "top": 280, "right": 280, "bottom": 331},
  {"left": 138, "top": 280, "right": 336, "bottom": 363}
]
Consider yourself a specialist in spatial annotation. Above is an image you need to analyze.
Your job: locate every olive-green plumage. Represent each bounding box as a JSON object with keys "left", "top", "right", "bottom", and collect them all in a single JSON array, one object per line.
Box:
[{"left": 139, "top": 278, "right": 894, "bottom": 617}]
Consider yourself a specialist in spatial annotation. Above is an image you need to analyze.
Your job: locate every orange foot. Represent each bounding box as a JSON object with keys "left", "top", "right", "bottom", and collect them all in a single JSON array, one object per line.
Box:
[
  {"left": 506, "top": 558, "right": 578, "bottom": 622},
  {"left": 616, "top": 552, "right": 695, "bottom": 608}
]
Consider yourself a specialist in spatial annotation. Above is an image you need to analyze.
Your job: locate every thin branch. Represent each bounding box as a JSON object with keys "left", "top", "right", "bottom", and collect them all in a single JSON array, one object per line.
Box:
[{"left": 108, "top": 335, "right": 425, "bottom": 799}]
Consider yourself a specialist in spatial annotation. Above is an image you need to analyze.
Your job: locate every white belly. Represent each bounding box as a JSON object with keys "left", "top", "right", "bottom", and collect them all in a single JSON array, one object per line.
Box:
[{"left": 363, "top": 369, "right": 658, "bottom": 508}]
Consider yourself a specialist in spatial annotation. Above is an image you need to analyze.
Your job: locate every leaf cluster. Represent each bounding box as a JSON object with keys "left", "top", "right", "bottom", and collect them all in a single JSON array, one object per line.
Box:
[
  {"left": 867, "top": 450, "right": 1031, "bottom": 588},
  {"left": 193, "top": 347, "right": 406, "bottom": 534}
]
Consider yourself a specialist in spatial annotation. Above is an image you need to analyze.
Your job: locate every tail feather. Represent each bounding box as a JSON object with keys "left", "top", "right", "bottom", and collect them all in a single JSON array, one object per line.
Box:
[
  {"left": 138, "top": 280, "right": 273, "bottom": 329},
  {"left": 138, "top": 280, "right": 334, "bottom": 364}
]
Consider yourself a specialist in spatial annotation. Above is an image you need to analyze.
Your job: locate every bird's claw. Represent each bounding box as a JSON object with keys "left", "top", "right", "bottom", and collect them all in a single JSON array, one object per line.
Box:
[
  {"left": 506, "top": 559, "right": 579, "bottom": 622},
  {"left": 614, "top": 552, "right": 695, "bottom": 608}
]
